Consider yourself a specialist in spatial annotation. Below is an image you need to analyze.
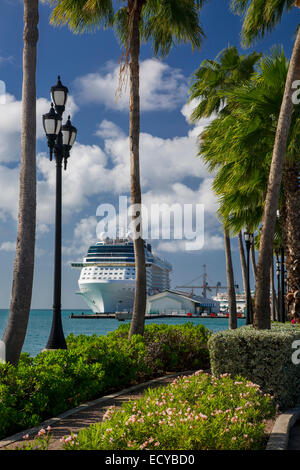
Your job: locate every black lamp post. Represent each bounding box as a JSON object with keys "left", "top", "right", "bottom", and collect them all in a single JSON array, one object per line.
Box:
[
  {"left": 42, "top": 76, "right": 77, "bottom": 350},
  {"left": 275, "top": 252, "right": 281, "bottom": 322},
  {"left": 244, "top": 232, "right": 254, "bottom": 325},
  {"left": 275, "top": 209, "right": 286, "bottom": 323},
  {"left": 280, "top": 247, "right": 286, "bottom": 323}
]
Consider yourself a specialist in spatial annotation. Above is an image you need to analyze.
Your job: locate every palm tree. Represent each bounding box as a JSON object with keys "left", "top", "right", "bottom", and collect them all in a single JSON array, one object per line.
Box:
[
  {"left": 231, "top": 0, "right": 300, "bottom": 327},
  {"left": 224, "top": 47, "right": 300, "bottom": 323},
  {"left": 224, "top": 227, "right": 237, "bottom": 329},
  {"left": 238, "top": 231, "right": 247, "bottom": 294},
  {"left": 46, "top": 0, "right": 206, "bottom": 338},
  {"left": 189, "top": 46, "right": 260, "bottom": 325},
  {"left": 189, "top": 46, "right": 261, "bottom": 120},
  {"left": 200, "top": 115, "right": 264, "bottom": 325},
  {"left": 282, "top": 162, "right": 300, "bottom": 320},
  {"left": 2, "top": 0, "right": 39, "bottom": 365},
  {"left": 199, "top": 47, "right": 300, "bottom": 325}
]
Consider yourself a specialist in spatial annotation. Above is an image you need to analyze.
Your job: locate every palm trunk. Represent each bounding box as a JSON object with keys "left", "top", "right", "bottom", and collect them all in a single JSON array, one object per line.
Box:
[
  {"left": 283, "top": 162, "right": 300, "bottom": 322},
  {"left": 2, "top": 0, "right": 38, "bottom": 365},
  {"left": 128, "top": 0, "right": 147, "bottom": 338},
  {"left": 254, "top": 28, "right": 300, "bottom": 330},
  {"left": 238, "top": 231, "right": 247, "bottom": 294},
  {"left": 224, "top": 228, "right": 237, "bottom": 329},
  {"left": 251, "top": 242, "right": 257, "bottom": 279}
]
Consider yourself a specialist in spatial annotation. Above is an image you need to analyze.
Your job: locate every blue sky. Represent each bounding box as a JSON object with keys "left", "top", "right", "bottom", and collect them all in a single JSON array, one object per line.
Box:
[{"left": 0, "top": 0, "right": 299, "bottom": 309}]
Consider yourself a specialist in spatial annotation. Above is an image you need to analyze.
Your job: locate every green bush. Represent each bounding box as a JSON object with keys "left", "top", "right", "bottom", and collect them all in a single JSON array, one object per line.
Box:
[
  {"left": 208, "top": 323, "right": 300, "bottom": 409},
  {"left": 108, "top": 322, "right": 211, "bottom": 373},
  {"left": 62, "top": 372, "right": 275, "bottom": 451},
  {"left": 0, "top": 322, "right": 210, "bottom": 440}
]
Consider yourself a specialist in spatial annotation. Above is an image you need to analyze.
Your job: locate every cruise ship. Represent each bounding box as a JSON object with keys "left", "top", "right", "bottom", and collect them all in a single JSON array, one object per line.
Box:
[{"left": 71, "top": 237, "right": 172, "bottom": 313}]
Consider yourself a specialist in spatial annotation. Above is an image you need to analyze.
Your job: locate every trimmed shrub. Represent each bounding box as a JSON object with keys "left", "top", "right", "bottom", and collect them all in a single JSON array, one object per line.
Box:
[
  {"left": 208, "top": 323, "right": 300, "bottom": 409},
  {"left": 108, "top": 322, "right": 211, "bottom": 373}
]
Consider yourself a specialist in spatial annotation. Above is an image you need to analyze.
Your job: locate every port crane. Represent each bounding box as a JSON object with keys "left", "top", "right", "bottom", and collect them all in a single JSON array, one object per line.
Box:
[{"left": 176, "top": 264, "right": 238, "bottom": 298}]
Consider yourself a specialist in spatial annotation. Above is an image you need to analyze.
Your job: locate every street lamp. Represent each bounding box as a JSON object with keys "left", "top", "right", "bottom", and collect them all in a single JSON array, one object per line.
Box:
[
  {"left": 276, "top": 210, "right": 286, "bottom": 323},
  {"left": 275, "top": 252, "right": 281, "bottom": 322},
  {"left": 42, "top": 76, "right": 77, "bottom": 350},
  {"left": 244, "top": 232, "right": 254, "bottom": 325},
  {"left": 280, "top": 247, "right": 286, "bottom": 323}
]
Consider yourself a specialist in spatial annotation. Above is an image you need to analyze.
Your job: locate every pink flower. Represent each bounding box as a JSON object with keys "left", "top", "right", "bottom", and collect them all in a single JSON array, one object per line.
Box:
[{"left": 23, "top": 434, "right": 29, "bottom": 440}]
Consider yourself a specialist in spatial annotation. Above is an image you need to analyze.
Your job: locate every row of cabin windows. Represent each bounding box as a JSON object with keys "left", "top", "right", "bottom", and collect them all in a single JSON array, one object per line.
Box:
[{"left": 82, "top": 267, "right": 135, "bottom": 281}]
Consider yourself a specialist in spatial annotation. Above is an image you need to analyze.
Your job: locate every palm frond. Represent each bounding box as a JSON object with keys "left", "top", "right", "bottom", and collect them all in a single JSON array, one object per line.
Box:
[
  {"left": 140, "top": 0, "right": 206, "bottom": 57},
  {"left": 231, "top": 0, "right": 296, "bottom": 46},
  {"left": 44, "top": 0, "right": 114, "bottom": 33}
]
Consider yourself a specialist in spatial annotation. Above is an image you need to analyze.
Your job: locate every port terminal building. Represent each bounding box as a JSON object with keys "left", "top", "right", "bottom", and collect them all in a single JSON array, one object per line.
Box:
[{"left": 146, "top": 290, "right": 220, "bottom": 316}]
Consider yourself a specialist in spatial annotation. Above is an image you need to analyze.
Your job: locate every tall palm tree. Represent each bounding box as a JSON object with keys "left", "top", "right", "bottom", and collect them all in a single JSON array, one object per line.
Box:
[
  {"left": 189, "top": 46, "right": 260, "bottom": 324},
  {"left": 282, "top": 163, "right": 300, "bottom": 320},
  {"left": 200, "top": 47, "right": 300, "bottom": 325},
  {"left": 224, "top": 227, "right": 237, "bottom": 329},
  {"left": 231, "top": 0, "right": 300, "bottom": 327},
  {"left": 2, "top": 0, "right": 39, "bottom": 365},
  {"left": 238, "top": 230, "right": 247, "bottom": 294},
  {"left": 46, "top": 0, "right": 206, "bottom": 338}
]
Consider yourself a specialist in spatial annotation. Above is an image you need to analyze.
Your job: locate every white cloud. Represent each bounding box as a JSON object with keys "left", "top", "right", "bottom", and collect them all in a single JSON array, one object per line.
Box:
[
  {"left": 63, "top": 176, "right": 220, "bottom": 257},
  {"left": 63, "top": 216, "right": 97, "bottom": 258},
  {"left": 35, "top": 97, "right": 219, "bottom": 252},
  {"left": 37, "top": 142, "right": 111, "bottom": 224},
  {"left": 74, "top": 59, "right": 188, "bottom": 112},
  {"left": 0, "top": 93, "right": 78, "bottom": 163},
  {"left": 181, "top": 99, "right": 217, "bottom": 138},
  {"left": 0, "top": 92, "right": 78, "bottom": 222},
  {"left": 140, "top": 181, "right": 220, "bottom": 252},
  {"left": 0, "top": 164, "right": 19, "bottom": 219},
  {"left": 156, "top": 234, "right": 224, "bottom": 253},
  {"left": 99, "top": 121, "right": 211, "bottom": 193},
  {"left": 95, "top": 120, "right": 125, "bottom": 140},
  {"left": 0, "top": 56, "right": 13, "bottom": 65},
  {"left": 0, "top": 84, "right": 222, "bottom": 256},
  {"left": 0, "top": 241, "right": 16, "bottom": 252}
]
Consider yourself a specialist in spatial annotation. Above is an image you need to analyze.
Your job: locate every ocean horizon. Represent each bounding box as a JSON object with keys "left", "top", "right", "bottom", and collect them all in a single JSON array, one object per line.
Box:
[{"left": 0, "top": 309, "right": 246, "bottom": 357}]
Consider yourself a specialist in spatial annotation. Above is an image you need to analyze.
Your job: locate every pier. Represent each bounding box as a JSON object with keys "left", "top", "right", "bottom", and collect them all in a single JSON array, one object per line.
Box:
[{"left": 69, "top": 313, "right": 245, "bottom": 320}]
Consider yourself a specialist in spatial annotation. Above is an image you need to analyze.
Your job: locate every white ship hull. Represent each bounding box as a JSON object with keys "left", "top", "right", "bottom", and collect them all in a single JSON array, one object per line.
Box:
[{"left": 78, "top": 280, "right": 135, "bottom": 313}]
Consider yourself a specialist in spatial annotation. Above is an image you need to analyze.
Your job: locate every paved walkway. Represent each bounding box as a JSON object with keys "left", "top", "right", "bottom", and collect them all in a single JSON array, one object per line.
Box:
[{"left": 2, "top": 371, "right": 194, "bottom": 451}]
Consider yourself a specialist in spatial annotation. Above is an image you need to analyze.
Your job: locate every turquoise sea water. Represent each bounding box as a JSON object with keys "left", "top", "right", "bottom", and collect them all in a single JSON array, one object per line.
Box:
[{"left": 0, "top": 309, "right": 246, "bottom": 357}]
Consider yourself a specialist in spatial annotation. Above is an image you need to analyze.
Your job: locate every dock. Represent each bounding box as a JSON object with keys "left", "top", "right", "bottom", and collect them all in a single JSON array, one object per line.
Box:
[{"left": 69, "top": 313, "right": 245, "bottom": 320}]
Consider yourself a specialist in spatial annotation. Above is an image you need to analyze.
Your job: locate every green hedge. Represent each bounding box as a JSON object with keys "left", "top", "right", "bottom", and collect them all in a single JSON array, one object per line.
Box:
[
  {"left": 208, "top": 323, "right": 300, "bottom": 410},
  {"left": 0, "top": 322, "right": 210, "bottom": 440}
]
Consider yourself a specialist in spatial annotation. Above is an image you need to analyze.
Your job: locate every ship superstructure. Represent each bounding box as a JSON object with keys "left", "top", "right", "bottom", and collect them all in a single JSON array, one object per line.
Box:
[{"left": 71, "top": 237, "right": 172, "bottom": 313}]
